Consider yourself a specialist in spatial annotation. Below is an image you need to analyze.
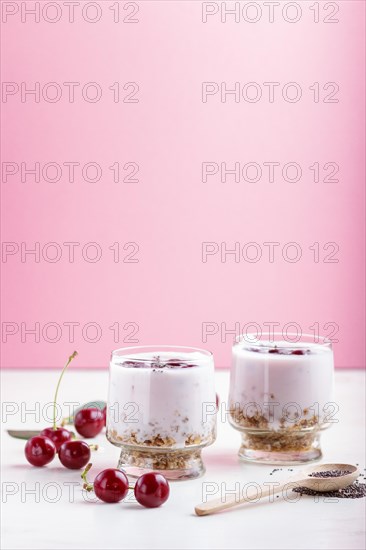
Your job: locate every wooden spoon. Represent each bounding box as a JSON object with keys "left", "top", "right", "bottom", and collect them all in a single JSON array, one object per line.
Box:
[{"left": 195, "top": 463, "right": 359, "bottom": 516}]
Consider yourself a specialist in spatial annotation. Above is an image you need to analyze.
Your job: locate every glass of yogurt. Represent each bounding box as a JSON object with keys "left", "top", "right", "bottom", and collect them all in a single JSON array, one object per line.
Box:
[
  {"left": 107, "top": 346, "right": 217, "bottom": 480},
  {"left": 229, "top": 334, "right": 335, "bottom": 464}
]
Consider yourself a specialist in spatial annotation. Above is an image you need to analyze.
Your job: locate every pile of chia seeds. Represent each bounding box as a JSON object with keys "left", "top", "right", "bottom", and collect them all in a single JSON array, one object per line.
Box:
[
  {"left": 269, "top": 466, "right": 366, "bottom": 500},
  {"left": 293, "top": 481, "right": 366, "bottom": 499},
  {"left": 309, "top": 469, "right": 351, "bottom": 478}
]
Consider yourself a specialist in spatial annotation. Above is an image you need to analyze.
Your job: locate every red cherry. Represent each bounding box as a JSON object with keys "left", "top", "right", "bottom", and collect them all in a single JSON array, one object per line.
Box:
[
  {"left": 134, "top": 472, "right": 170, "bottom": 508},
  {"left": 216, "top": 393, "right": 219, "bottom": 409},
  {"left": 102, "top": 406, "right": 106, "bottom": 427},
  {"left": 74, "top": 408, "right": 104, "bottom": 438},
  {"left": 25, "top": 436, "right": 56, "bottom": 467},
  {"left": 40, "top": 427, "right": 72, "bottom": 451},
  {"left": 93, "top": 469, "right": 129, "bottom": 503},
  {"left": 58, "top": 440, "right": 91, "bottom": 469}
]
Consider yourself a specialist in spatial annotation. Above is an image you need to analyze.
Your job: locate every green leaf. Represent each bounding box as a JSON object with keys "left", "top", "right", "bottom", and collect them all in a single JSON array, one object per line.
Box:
[
  {"left": 7, "top": 430, "right": 41, "bottom": 440},
  {"left": 7, "top": 429, "right": 76, "bottom": 440}
]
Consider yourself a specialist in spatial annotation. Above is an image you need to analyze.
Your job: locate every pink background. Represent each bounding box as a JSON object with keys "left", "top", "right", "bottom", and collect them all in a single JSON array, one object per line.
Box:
[{"left": 1, "top": 1, "right": 365, "bottom": 368}]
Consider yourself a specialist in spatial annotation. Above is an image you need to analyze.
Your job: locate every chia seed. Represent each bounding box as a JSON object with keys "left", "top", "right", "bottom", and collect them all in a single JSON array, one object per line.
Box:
[{"left": 309, "top": 469, "right": 352, "bottom": 478}]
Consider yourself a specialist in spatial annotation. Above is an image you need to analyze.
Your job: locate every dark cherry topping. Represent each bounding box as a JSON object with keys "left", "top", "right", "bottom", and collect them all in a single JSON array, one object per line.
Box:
[
  {"left": 166, "top": 359, "right": 197, "bottom": 368},
  {"left": 247, "top": 346, "right": 312, "bottom": 355},
  {"left": 152, "top": 356, "right": 198, "bottom": 369},
  {"left": 151, "top": 356, "right": 163, "bottom": 368},
  {"left": 123, "top": 361, "right": 146, "bottom": 368},
  {"left": 124, "top": 356, "right": 198, "bottom": 369},
  {"left": 165, "top": 359, "right": 185, "bottom": 367}
]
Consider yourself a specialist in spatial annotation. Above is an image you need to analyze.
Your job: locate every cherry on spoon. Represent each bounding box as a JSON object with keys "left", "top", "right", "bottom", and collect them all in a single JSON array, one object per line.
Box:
[{"left": 194, "top": 463, "right": 359, "bottom": 516}]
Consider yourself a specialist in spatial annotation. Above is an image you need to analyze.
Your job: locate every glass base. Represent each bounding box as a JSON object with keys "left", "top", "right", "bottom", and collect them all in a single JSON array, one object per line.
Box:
[
  {"left": 238, "top": 431, "right": 322, "bottom": 465},
  {"left": 117, "top": 446, "right": 205, "bottom": 480}
]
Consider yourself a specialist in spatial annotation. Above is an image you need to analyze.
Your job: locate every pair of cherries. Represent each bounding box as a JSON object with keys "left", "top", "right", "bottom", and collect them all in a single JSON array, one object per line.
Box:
[
  {"left": 82, "top": 464, "right": 170, "bottom": 508},
  {"left": 25, "top": 431, "right": 96, "bottom": 470}
]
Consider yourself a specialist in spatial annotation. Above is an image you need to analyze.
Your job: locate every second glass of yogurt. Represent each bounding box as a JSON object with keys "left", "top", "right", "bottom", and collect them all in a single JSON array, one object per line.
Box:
[
  {"left": 107, "top": 346, "right": 217, "bottom": 480},
  {"left": 229, "top": 334, "right": 335, "bottom": 464}
]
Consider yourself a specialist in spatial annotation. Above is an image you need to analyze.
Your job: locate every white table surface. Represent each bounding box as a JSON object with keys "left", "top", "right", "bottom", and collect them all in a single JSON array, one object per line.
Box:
[{"left": 1, "top": 368, "right": 365, "bottom": 550}]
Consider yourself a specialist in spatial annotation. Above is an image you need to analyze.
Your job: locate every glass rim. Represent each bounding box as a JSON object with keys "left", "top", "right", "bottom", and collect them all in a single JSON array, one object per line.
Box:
[
  {"left": 111, "top": 345, "right": 213, "bottom": 364},
  {"left": 234, "top": 332, "right": 332, "bottom": 350}
]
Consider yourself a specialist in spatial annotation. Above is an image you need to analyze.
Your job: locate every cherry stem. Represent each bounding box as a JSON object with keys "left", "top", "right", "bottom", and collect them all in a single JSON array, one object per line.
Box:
[
  {"left": 81, "top": 463, "right": 94, "bottom": 492},
  {"left": 52, "top": 351, "right": 78, "bottom": 430}
]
